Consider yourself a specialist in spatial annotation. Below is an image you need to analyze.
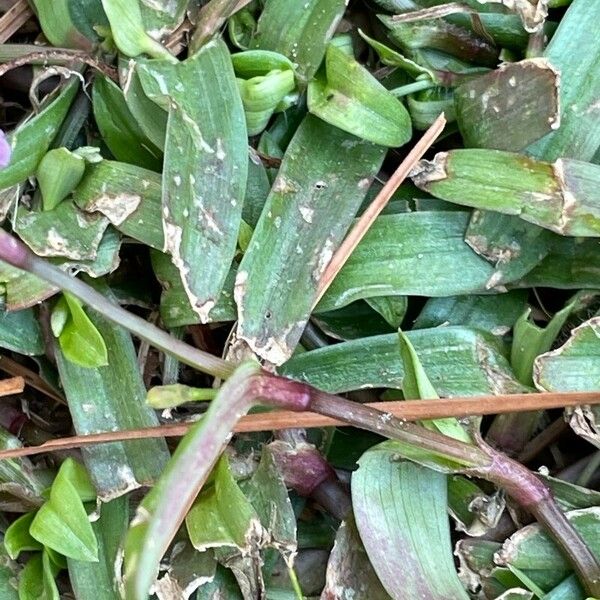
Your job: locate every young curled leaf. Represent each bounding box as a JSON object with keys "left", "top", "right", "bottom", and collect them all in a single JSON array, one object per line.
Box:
[
  {"left": 37, "top": 148, "right": 86, "bottom": 211},
  {"left": 4, "top": 512, "right": 43, "bottom": 560},
  {"left": 53, "top": 293, "right": 108, "bottom": 369},
  {"left": 30, "top": 459, "right": 99, "bottom": 562},
  {"left": 237, "top": 70, "right": 296, "bottom": 136}
]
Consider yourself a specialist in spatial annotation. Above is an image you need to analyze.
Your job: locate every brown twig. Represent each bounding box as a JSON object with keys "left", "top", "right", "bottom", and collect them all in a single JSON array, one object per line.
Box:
[
  {"left": 0, "top": 355, "right": 65, "bottom": 403},
  {"left": 314, "top": 113, "right": 446, "bottom": 305},
  {"left": 0, "top": 50, "right": 118, "bottom": 81},
  {"left": 0, "top": 376, "right": 24, "bottom": 397},
  {"left": 0, "top": 0, "right": 32, "bottom": 44},
  {"left": 0, "top": 390, "right": 598, "bottom": 461},
  {"left": 164, "top": 19, "right": 193, "bottom": 55}
]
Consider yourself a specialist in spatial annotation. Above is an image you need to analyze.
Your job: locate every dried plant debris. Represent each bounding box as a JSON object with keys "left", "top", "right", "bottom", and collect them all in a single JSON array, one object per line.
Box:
[{"left": 2, "top": 0, "right": 600, "bottom": 599}]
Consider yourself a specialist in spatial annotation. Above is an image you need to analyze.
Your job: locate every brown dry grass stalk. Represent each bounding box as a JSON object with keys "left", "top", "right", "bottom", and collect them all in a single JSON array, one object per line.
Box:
[
  {"left": 0, "top": 376, "right": 24, "bottom": 397},
  {"left": 0, "top": 390, "right": 597, "bottom": 460},
  {"left": 0, "top": 356, "right": 64, "bottom": 403},
  {"left": 0, "top": 0, "right": 32, "bottom": 44}
]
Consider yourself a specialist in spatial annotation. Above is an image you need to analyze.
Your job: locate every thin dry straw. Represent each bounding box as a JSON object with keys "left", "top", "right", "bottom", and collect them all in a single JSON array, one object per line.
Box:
[{"left": 0, "top": 390, "right": 597, "bottom": 461}]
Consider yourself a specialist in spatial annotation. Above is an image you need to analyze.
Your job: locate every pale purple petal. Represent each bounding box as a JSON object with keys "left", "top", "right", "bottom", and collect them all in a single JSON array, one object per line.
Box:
[{"left": 0, "top": 130, "right": 10, "bottom": 169}]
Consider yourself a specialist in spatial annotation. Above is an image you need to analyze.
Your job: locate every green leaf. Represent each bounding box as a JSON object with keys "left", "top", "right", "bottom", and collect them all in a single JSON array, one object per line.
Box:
[
  {"left": 252, "top": 0, "right": 346, "bottom": 83},
  {"left": 534, "top": 316, "right": 600, "bottom": 448},
  {"left": 15, "top": 201, "right": 108, "bottom": 261},
  {"left": 379, "top": 14, "right": 498, "bottom": 67},
  {"left": 196, "top": 565, "right": 244, "bottom": 599},
  {"left": 281, "top": 327, "right": 525, "bottom": 396},
  {"left": 0, "top": 80, "right": 78, "bottom": 189},
  {"left": 454, "top": 59, "right": 560, "bottom": 151},
  {"left": 99, "top": 0, "right": 175, "bottom": 61},
  {"left": 543, "top": 575, "right": 585, "bottom": 600},
  {"left": 150, "top": 250, "right": 237, "bottom": 327},
  {"left": 0, "top": 545, "right": 18, "bottom": 600},
  {"left": 365, "top": 296, "right": 407, "bottom": 329},
  {"left": 4, "top": 512, "right": 43, "bottom": 560},
  {"left": 37, "top": 147, "right": 86, "bottom": 211},
  {"left": 448, "top": 475, "right": 505, "bottom": 537},
  {"left": 465, "top": 212, "right": 555, "bottom": 286},
  {"left": 0, "top": 308, "right": 45, "bottom": 355},
  {"left": 316, "top": 212, "right": 498, "bottom": 312},
  {"left": 527, "top": 0, "right": 600, "bottom": 162},
  {"left": 511, "top": 299, "right": 576, "bottom": 385},
  {"left": 314, "top": 301, "right": 395, "bottom": 341},
  {"left": 398, "top": 330, "right": 471, "bottom": 442},
  {"left": 92, "top": 76, "right": 162, "bottom": 170},
  {"left": 352, "top": 446, "right": 470, "bottom": 598},
  {"left": 56, "top": 456, "right": 97, "bottom": 502},
  {"left": 18, "top": 552, "right": 59, "bottom": 600},
  {"left": 308, "top": 44, "right": 412, "bottom": 147},
  {"left": 0, "top": 429, "right": 46, "bottom": 512},
  {"left": 497, "top": 507, "right": 600, "bottom": 575},
  {"left": 56, "top": 292, "right": 108, "bottom": 368},
  {"left": 236, "top": 114, "right": 385, "bottom": 364},
  {"left": 413, "top": 291, "right": 528, "bottom": 336},
  {"left": 120, "top": 61, "right": 167, "bottom": 150},
  {"left": 73, "top": 159, "right": 164, "bottom": 250},
  {"left": 30, "top": 458, "right": 98, "bottom": 562},
  {"left": 55, "top": 282, "right": 169, "bottom": 500},
  {"left": 446, "top": 11, "right": 556, "bottom": 49},
  {"left": 241, "top": 446, "right": 297, "bottom": 561},
  {"left": 519, "top": 235, "right": 600, "bottom": 290},
  {"left": 138, "top": 39, "right": 248, "bottom": 323},
  {"left": 0, "top": 226, "right": 122, "bottom": 311},
  {"left": 154, "top": 541, "right": 216, "bottom": 599},
  {"left": 358, "top": 28, "right": 435, "bottom": 79},
  {"left": 321, "top": 514, "right": 391, "bottom": 599},
  {"left": 138, "top": 0, "right": 188, "bottom": 40},
  {"left": 542, "top": 474, "right": 600, "bottom": 512},
  {"left": 412, "top": 149, "right": 600, "bottom": 237},
  {"left": 30, "top": 0, "right": 107, "bottom": 49},
  {"left": 68, "top": 496, "right": 128, "bottom": 600},
  {"left": 186, "top": 455, "right": 262, "bottom": 552},
  {"left": 460, "top": 0, "right": 600, "bottom": 294}
]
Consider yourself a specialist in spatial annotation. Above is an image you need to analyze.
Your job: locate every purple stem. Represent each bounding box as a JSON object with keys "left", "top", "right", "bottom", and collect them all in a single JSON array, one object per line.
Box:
[
  {"left": 270, "top": 434, "right": 351, "bottom": 520},
  {"left": 473, "top": 440, "right": 600, "bottom": 597},
  {"left": 124, "top": 363, "right": 312, "bottom": 600},
  {"left": 0, "top": 230, "right": 234, "bottom": 380}
]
